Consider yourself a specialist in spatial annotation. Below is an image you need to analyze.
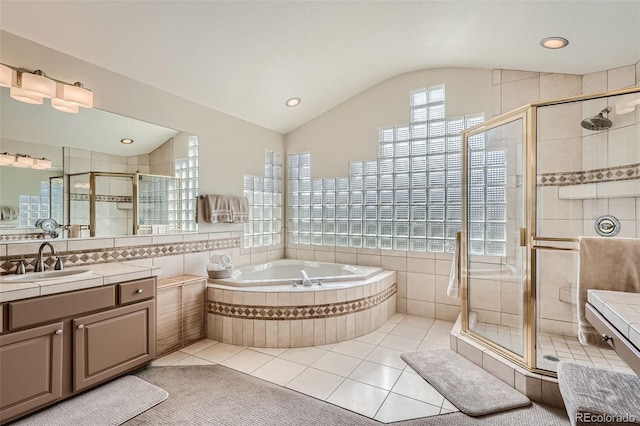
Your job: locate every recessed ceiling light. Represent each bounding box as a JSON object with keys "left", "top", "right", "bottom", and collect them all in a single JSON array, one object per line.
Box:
[
  {"left": 540, "top": 37, "right": 569, "bottom": 49},
  {"left": 285, "top": 97, "right": 301, "bottom": 107},
  {"left": 120, "top": 138, "right": 134, "bottom": 144}
]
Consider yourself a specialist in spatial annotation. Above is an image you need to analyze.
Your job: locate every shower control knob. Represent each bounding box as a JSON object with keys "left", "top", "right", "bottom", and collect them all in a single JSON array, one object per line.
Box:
[{"left": 601, "top": 334, "right": 612, "bottom": 342}]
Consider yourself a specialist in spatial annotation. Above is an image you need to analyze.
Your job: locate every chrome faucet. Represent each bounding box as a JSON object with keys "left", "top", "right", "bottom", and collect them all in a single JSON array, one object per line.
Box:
[{"left": 35, "top": 242, "right": 55, "bottom": 272}]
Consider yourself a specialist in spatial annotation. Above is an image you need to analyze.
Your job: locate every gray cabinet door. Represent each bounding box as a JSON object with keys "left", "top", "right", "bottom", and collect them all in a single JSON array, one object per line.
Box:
[
  {"left": 73, "top": 300, "right": 155, "bottom": 392},
  {"left": 0, "top": 322, "right": 64, "bottom": 422}
]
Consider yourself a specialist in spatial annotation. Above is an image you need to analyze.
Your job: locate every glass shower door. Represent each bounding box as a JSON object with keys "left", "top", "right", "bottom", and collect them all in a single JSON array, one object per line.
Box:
[{"left": 463, "top": 112, "right": 527, "bottom": 359}]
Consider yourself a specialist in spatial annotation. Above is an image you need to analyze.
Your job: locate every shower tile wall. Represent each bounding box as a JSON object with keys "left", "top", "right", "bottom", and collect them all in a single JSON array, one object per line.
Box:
[{"left": 494, "top": 64, "right": 640, "bottom": 336}]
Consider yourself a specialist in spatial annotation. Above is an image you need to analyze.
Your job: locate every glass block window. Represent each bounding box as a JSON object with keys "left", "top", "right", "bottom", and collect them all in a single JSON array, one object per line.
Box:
[
  {"left": 243, "top": 150, "right": 283, "bottom": 248},
  {"left": 174, "top": 135, "right": 199, "bottom": 232},
  {"left": 287, "top": 85, "right": 504, "bottom": 256}
]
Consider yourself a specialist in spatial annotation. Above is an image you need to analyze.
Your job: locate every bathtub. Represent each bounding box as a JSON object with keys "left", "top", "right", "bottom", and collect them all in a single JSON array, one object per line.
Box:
[
  {"left": 211, "top": 259, "right": 383, "bottom": 288},
  {"left": 206, "top": 260, "right": 396, "bottom": 347}
]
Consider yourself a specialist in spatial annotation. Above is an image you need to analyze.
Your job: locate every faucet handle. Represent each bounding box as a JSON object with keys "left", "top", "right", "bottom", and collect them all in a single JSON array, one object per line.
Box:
[
  {"left": 12, "top": 259, "right": 27, "bottom": 275},
  {"left": 54, "top": 256, "right": 67, "bottom": 271}
]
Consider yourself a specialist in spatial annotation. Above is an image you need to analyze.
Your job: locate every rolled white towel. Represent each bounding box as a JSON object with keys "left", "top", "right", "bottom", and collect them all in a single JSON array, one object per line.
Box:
[
  {"left": 446, "top": 234, "right": 461, "bottom": 298},
  {"left": 210, "top": 253, "right": 232, "bottom": 266}
]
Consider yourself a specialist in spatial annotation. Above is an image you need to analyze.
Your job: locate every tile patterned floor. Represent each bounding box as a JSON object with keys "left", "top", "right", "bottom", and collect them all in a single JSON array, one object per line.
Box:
[
  {"left": 153, "top": 314, "right": 458, "bottom": 423},
  {"left": 469, "top": 319, "right": 633, "bottom": 375}
]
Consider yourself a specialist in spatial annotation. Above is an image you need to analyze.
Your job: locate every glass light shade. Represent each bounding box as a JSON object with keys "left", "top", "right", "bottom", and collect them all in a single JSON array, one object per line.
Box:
[
  {"left": 21, "top": 71, "right": 56, "bottom": 99},
  {"left": 10, "top": 86, "right": 43, "bottom": 104},
  {"left": 0, "top": 152, "right": 14, "bottom": 165},
  {"left": 0, "top": 64, "right": 16, "bottom": 87},
  {"left": 61, "top": 82, "right": 93, "bottom": 108},
  {"left": 14, "top": 155, "right": 34, "bottom": 168},
  {"left": 32, "top": 158, "right": 52, "bottom": 169},
  {"left": 51, "top": 97, "right": 79, "bottom": 113}
]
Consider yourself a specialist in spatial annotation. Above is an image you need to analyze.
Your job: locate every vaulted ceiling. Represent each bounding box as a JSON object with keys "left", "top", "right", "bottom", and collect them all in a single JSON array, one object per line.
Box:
[{"left": 2, "top": 1, "right": 639, "bottom": 134}]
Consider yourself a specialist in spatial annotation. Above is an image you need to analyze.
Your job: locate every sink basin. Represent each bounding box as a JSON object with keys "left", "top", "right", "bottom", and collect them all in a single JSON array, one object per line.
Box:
[{"left": 0, "top": 269, "right": 93, "bottom": 283}]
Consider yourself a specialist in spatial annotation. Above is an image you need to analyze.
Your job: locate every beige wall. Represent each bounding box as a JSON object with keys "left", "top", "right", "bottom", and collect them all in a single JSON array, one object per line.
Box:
[
  {"left": 285, "top": 68, "right": 493, "bottom": 178},
  {"left": 1, "top": 31, "right": 285, "bottom": 234}
]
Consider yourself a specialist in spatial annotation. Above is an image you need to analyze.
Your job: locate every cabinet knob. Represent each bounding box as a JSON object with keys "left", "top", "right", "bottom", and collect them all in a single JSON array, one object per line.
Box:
[
  {"left": 136, "top": 289, "right": 143, "bottom": 294},
  {"left": 54, "top": 329, "right": 63, "bottom": 335},
  {"left": 77, "top": 324, "right": 85, "bottom": 330}
]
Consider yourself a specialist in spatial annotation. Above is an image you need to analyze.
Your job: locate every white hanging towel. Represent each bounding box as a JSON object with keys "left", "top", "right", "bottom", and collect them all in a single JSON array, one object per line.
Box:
[{"left": 446, "top": 232, "right": 461, "bottom": 298}]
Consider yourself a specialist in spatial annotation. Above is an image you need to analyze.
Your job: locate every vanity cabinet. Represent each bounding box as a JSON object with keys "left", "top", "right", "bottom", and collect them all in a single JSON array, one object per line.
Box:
[
  {"left": 156, "top": 275, "right": 206, "bottom": 357},
  {"left": 0, "top": 277, "right": 156, "bottom": 424}
]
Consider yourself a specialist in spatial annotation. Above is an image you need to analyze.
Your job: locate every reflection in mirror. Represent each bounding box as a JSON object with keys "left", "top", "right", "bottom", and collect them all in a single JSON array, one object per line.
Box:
[{"left": 0, "top": 86, "right": 199, "bottom": 240}]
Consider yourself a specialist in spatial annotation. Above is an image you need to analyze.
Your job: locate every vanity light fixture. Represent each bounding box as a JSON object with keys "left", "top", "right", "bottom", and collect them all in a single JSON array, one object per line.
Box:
[
  {"left": 0, "top": 63, "right": 94, "bottom": 112},
  {"left": 121, "top": 138, "right": 134, "bottom": 144},
  {"left": 0, "top": 153, "right": 52, "bottom": 170},
  {"left": 285, "top": 97, "right": 301, "bottom": 107},
  {"left": 540, "top": 37, "right": 569, "bottom": 49}
]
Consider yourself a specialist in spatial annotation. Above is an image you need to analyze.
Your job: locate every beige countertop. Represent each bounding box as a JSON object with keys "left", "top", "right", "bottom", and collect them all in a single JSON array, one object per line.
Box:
[
  {"left": 0, "top": 263, "right": 161, "bottom": 302},
  {"left": 587, "top": 290, "right": 640, "bottom": 351}
]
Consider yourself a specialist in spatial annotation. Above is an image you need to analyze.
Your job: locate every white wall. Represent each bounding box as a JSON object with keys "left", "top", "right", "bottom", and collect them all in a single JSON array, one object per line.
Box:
[
  {"left": 1, "top": 31, "right": 285, "bottom": 233},
  {"left": 285, "top": 68, "right": 493, "bottom": 177}
]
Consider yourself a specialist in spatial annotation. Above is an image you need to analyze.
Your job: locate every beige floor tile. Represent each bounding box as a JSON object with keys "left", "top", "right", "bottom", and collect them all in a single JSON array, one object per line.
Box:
[
  {"left": 376, "top": 322, "right": 397, "bottom": 333},
  {"left": 312, "top": 351, "right": 362, "bottom": 377},
  {"left": 151, "top": 351, "right": 190, "bottom": 366},
  {"left": 390, "top": 324, "right": 428, "bottom": 340},
  {"left": 348, "top": 360, "right": 403, "bottom": 390},
  {"left": 379, "top": 334, "right": 421, "bottom": 352},
  {"left": 374, "top": 392, "right": 441, "bottom": 423},
  {"left": 429, "top": 319, "right": 455, "bottom": 333},
  {"left": 251, "top": 358, "right": 307, "bottom": 386},
  {"left": 172, "top": 355, "right": 216, "bottom": 366},
  {"left": 365, "top": 346, "right": 407, "bottom": 369},
  {"left": 180, "top": 339, "right": 217, "bottom": 355},
  {"left": 315, "top": 343, "right": 337, "bottom": 350},
  {"left": 220, "top": 349, "right": 274, "bottom": 373},
  {"left": 417, "top": 330, "right": 451, "bottom": 350},
  {"left": 326, "top": 379, "right": 388, "bottom": 418},
  {"left": 193, "top": 342, "right": 245, "bottom": 363},
  {"left": 286, "top": 367, "right": 345, "bottom": 400},
  {"left": 441, "top": 398, "right": 459, "bottom": 412},
  {"left": 354, "top": 331, "right": 387, "bottom": 345},
  {"left": 331, "top": 340, "right": 376, "bottom": 359},
  {"left": 387, "top": 313, "right": 406, "bottom": 324},
  {"left": 399, "top": 315, "right": 435, "bottom": 330},
  {"left": 278, "top": 346, "right": 327, "bottom": 366},
  {"left": 391, "top": 371, "right": 445, "bottom": 407},
  {"left": 250, "top": 347, "right": 288, "bottom": 356}
]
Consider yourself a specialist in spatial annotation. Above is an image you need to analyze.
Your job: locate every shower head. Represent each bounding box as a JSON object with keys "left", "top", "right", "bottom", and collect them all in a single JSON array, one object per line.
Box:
[{"left": 581, "top": 106, "right": 612, "bottom": 131}]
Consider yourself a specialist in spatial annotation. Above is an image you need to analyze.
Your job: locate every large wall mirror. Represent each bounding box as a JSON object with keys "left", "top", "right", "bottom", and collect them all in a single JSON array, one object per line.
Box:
[{"left": 0, "top": 87, "right": 198, "bottom": 240}]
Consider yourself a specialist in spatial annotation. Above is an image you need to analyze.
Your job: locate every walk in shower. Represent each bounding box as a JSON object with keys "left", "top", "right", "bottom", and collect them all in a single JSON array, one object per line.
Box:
[
  {"left": 460, "top": 86, "right": 640, "bottom": 374},
  {"left": 68, "top": 172, "right": 181, "bottom": 237}
]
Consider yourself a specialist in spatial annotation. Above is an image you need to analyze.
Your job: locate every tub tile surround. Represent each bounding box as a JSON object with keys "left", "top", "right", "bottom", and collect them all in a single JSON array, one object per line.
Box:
[
  {"left": 155, "top": 313, "right": 459, "bottom": 423},
  {"left": 207, "top": 271, "right": 397, "bottom": 347}
]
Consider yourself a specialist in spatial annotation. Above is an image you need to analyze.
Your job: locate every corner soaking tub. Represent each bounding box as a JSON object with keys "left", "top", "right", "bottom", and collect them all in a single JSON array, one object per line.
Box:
[
  {"left": 211, "top": 259, "right": 383, "bottom": 287},
  {"left": 207, "top": 259, "right": 396, "bottom": 347}
]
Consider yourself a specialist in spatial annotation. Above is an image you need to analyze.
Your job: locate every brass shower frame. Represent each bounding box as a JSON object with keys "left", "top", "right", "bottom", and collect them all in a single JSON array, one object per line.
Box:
[{"left": 460, "top": 86, "right": 640, "bottom": 375}]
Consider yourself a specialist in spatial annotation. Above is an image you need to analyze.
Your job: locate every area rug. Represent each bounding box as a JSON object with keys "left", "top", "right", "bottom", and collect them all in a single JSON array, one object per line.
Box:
[
  {"left": 12, "top": 375, "right": 168, "bottom": 426},
  {"left": 125, "top": 364, "right": 569, "bottom": 425},
  {"left": 401, "top": 348, "right": 531, "bottom": 416}
]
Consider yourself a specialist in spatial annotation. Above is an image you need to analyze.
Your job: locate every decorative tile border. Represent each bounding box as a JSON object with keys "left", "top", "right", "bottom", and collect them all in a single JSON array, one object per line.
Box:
[
  {"left": 0, "top": 233, "right": 45, "bottom": 242},
  {"left": 207, "top": 284, "right": 396, "bottom": 320},
  {"left": 70, "top": 193, "right": 133, "bottom": 202},
  {"left": 0, "top": 237, "right": 240, "bottom": 275},
  {"left": 538, "top": 162, "right": 640, "bottom": 186}
]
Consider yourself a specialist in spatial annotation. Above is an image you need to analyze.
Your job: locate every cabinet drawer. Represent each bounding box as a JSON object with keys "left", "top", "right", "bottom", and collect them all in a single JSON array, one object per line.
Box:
[
  {"left": 8, "top": 286, "right": 116, "bottom": 330},
  {"left": 119, "top": 278, "right": 155, "bottom": 305}
]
